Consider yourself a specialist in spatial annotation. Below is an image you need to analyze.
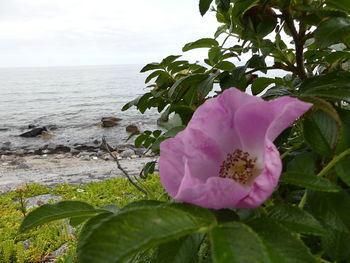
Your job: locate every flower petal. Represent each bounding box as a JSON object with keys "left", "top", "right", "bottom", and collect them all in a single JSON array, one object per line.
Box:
[
  {"left": 236, "top": 139, "right": 282, "bottom": 209},
  {"left": 159, "top": 128, "right": 224, "bottom": 198},
  {"left": 159, "top": 136, "right": 186, "bottom": 197},
  {"left": 175, "top": 159, "right": 251, "bottom": 209},
  {"left": 234, "top": 96, "right": 312, "bottom": 153}
]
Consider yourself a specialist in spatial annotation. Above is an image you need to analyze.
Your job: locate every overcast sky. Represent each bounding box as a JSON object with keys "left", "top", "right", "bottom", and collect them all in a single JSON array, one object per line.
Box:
[{"left": 0, "top": 0, "right": 218, "bottom": 67}]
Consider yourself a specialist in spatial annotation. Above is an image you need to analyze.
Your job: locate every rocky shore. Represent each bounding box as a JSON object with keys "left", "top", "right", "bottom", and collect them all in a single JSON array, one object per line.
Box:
[{"left": 0, "top": 140, "right": 157, "bottom": 193}]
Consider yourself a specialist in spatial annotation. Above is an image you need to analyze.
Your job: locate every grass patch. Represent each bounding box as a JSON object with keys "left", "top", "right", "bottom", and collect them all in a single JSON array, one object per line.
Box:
[{"left": 0, "top": 175, "right": 165, "bottom": 262}]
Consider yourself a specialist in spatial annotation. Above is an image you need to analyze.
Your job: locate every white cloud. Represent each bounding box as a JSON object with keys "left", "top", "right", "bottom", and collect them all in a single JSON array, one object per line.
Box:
[{"left": 0, "top": 0, "right": 218, "bottom": 67}]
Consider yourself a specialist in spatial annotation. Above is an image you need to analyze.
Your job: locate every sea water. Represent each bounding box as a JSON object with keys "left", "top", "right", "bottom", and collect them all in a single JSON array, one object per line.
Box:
[{"left": 0, "top": 65, "right": 158, "bottom": 150}]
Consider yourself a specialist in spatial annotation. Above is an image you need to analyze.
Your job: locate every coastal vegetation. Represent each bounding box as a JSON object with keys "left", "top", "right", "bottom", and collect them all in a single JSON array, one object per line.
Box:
[
  {"left": 0, "top": 176, "right": 163, "bottom": 262},
  {"left": 4, "top": 0, "right": 350, "bottom": 262}
]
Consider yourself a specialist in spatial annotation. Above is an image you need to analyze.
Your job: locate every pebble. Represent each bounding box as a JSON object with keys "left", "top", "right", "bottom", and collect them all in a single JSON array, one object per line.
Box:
[
  {"left": 49, "top": 243, "right": 69, "bottom": 259},
  {"left": 22, "top": 194, "right": 61, "bottom": 209},
  {"left": 80, "top": 156, "right": 90, "bottom": 161},
  {"left": 47, "top": 143, "right": 56, "bottom": 151},
  {"left": 134, "top": 148, "right": 145, "bottom": 156},
  {"left": 103, "top": 155, "right": 111, "bottom": 161},
  {"left": 131, "top": 155, "right": 138, "bottom": 159},
  {"left": 16, "top": 163, "right": 31, "bottom": 169},
  {"left": 54, "top": 154, "right": 66, "bottom": 159},
  {"left": 92, "top": 156, "right": 98, "bottom": 160},
  {"left": 0, "top": 155, "right": 13, "bottom": 162},
  {"left": 70, "top": 148, "right": 80, "bottom": 155},
  {"left": 23, "top": 239, "right": 30, "bottom": 250},
  {"left": 15, "top": 149, "right": 25, "bottom": 155},
  {"left": 77, "top": 152, "right": 90, "bottom": 158},
  {"left": 9, "top": 158, "right": 25, "bottom": 166},
  {"left": 120, "top": 149, "right": 135, "bottom": 158},
  {"left": 96, "top": 151, "right": 104, "bottom": 157}
]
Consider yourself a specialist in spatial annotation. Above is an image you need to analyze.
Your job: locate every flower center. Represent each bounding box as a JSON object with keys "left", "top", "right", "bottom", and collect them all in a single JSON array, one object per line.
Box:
[{"left": 219, "top": 149, "right": 257, "bottom": 186}]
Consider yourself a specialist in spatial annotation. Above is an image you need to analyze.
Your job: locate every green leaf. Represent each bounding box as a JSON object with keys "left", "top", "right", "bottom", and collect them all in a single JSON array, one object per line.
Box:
[
  {"left": 308, "top": 191, "right": 350, "bottom": 261},
  {"left": 78, "top": 212, "right": 114, "bottom": 250},
  {"left": 210, "top": 222, "right": 270, "bottom": 263},
  {"left": 303, "top": 110, "right": 340, "bottom": 157},
  {"left": 161, "top": 55, "right": 181, "bottom": 66},
  {"left": 199, "top": 0, "right": 214, "bottom": 16},
  {"left": 215, "top": 61, "right": 235, "bottom": 71},
  {"left": 20, "top": 201, "right": 99, "bottom": 232},
  {"left": 214, "top": 25, "right": 228, "bottom": 39},
  {"left": 140, "top": 63, "right": 161, "bottom": 73},
  {"left": 251, "top": 78, "right": 274, "bottom": 95},
  {"left": 335, "top": 157, "right": 350, "bottom": 186},
  {"left": 220, "top": 66, "right": 247, "bottom": 91},
  {"left": 154, "top": 233, "right": 204, "bottom": 263},
  {"left": 286, "top": 152, "right": 316, "bottom": 175},
  {"left": 208, "top": 47, "right": 222, "bottom": 65},
  {"left": 246, "top": 55, "right": 267, "bottom": 71},
  {"left": 261, "top": 86, "right": 291, "bottom": 99},
  {"left": 267, "top": 205, "right": 325, "bottom": 236},
  {"left": 299, "top": 72, "right": 350, "bottom": 102},
  {"left": 231, "top": 0, "right": 259, "bottom": 26},
  {"left": 169, "top": 74, "right": 208, "bottom": 99},
  {"left": 145, "top": 70, "right": 164, "bottom": 83},
  {"left": 281, "top": 172, "right": 339, "bottom": 192},
  {"left": 248, "top": 218, "right": 316, "bottom": 263},
  {"left": 336, "top": 108, "right": 350, "bottom": 153},
  {"left": 326, "top": 0, "right": 350, "bottom": 14},
  {"left": 141, "top": 161, "right": 157, "bottom": 178},
  {"left": 197, "top": 72, "right": 220, "bottom": 100},
  {"left": 183, "top": 38, "right": 219, "bottom": 52},
  {"left": 314, "top": 17, "right": 350, "bottom": 48},
  {"left": 77, "top": 205, "right": 216, "bottom": 263}
]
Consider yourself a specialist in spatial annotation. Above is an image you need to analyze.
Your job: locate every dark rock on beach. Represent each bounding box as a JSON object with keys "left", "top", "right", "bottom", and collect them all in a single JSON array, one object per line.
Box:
[
  {"left": 20, "top": 127, "right": 48, "bottom": 137},
  {"left": 101, "top": 117, "right": 122, "bottom": 127},
  {"left": 126, "top": 124, "right": 139, "bottom": 133}
]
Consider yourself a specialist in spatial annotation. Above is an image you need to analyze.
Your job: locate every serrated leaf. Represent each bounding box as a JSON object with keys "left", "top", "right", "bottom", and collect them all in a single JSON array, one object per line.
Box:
[
  {"left": 308, "top": 191, "right": 350, "bottom": 261},
  {"left": 299, "top": 72, "right": 350, "bottom": 102},
  {"left": 303, "top": 110, "right": 339, "bottom": 157},
  {"left": 199, "top": 0, "right": 214, "bottom": 16},
  {"left": 77, "top": 205, "right": 216, "bottom": 263},
  {"left": 336, "top": 108, "right": 350, "bottom": 153},
  {"left": 154, "top": 233, "right": 204, "bottom": 263},
  {"left": 335, "top": 157, "right": 350, "bottom": 186},
  {"left": 183, "top": 38, "right": 219, "bottom": 52},
  {"left": 20, "top": 201, "right": 99, "bottom": 232},
  {"left": 210, "top": 222, "right": 270, "bottom": 263},
  {"left": 315, "top": 17, "right": 350, "bottom": 48},
  {"left": 249, "top": 218, "right": 316, "bottom": 263},
  {"left": 281, "top": 173, "right": 339, "bottom": 192},
  {"left": 268, "top": 205, "right": 325, "bottom": 236}
]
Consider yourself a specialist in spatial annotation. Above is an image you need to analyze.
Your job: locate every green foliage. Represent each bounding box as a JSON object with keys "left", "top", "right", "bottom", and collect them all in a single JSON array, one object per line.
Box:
[
  {"left": 1, "top": 175, "right": 164, "bottom": 262},
  {"left": 18, "top": 0, "right": 350, "bottom": 262}
]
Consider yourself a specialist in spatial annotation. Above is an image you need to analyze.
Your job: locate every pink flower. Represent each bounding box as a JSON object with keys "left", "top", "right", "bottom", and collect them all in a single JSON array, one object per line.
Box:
[{"left": 159, "top": 88, "right": 312, "bottom": 209}]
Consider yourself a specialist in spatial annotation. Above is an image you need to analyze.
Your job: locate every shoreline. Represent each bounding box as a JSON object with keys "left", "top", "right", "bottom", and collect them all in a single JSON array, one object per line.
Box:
[{"left": 0, "top": 150, "right": 157, "bottom": 193}]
